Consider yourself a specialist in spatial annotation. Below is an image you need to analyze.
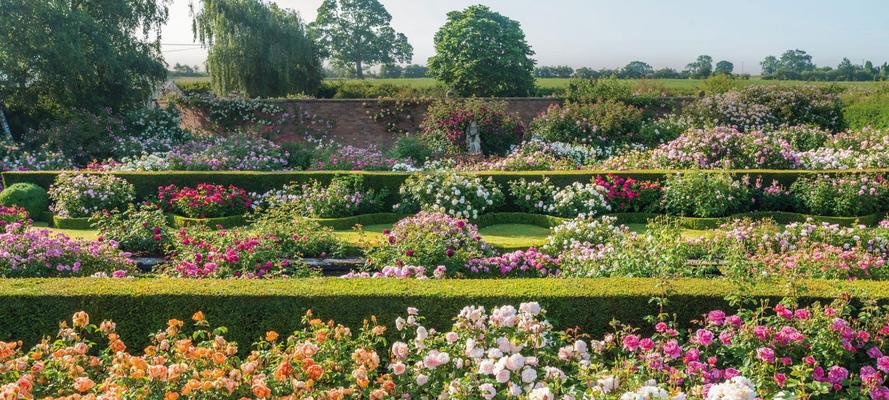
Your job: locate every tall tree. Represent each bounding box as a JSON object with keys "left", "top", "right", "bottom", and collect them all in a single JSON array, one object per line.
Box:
[
  {"left": 779, "top": 49, "right": 815, "bottom": 72},
  {"left": 714, "top": 60, "right": 734, "bottom": 75},
  {"left": 428, "top": 5, "right": 536, "bottom": 97},
  {"left": 192, "top": 0, "right": 321, "bottom": 97},
  {"left": 761, "top": 56, "right": 780, "bottom": 75},
  {"left": 685, "top": 55, "right": 713, "bottom": 78},
  {"left": 621, "top": 61, "right": 654, "bottom": 78},
  {"left": 0, "top": 0, "right": 170, "bottom": 130},
  {"left": 310, "top": 0, "right": 413, "bottom": 79}
]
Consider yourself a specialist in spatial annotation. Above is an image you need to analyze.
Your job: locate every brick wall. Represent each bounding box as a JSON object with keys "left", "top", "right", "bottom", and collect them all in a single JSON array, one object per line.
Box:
[{"left": 177, "top": 97, "right": 692, "bottom": 148}]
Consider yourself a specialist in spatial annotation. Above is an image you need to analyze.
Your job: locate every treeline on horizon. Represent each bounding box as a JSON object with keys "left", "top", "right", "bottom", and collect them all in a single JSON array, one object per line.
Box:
[{"left": 337, "top": 49, "right": 889, "bottom": 82}]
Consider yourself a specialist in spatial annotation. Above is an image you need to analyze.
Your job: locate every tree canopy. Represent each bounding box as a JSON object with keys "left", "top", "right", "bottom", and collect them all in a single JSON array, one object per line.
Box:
[
  {"left": 192, "top": 0, "right": 322, "bottom": 97},
  {"left": 310, "top": 0, "right": 413, "bottom": 79},
  {"left": 685, "top": 55, "right": 713, "bottom": 78},
  {"left": 0, "top": 0, "right": 170, "bottom": 130},
  {"left": 715, "top": 60, "right": 734, "bottom": 75},
  {"left": 428, "top": 5, "right": 536, "bottom": 97}
]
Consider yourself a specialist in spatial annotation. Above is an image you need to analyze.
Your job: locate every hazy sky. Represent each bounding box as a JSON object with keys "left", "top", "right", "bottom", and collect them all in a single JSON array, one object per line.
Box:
[{"left": 162, "top": 0, "right": 889, "bottom": 74}]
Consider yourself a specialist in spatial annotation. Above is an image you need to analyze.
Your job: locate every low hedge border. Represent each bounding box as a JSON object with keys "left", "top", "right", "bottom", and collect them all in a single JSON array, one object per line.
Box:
[
  {"left": 170, "top": 214, "right": 247, "bottom": 229},
  {"left": 51, "top": 216, "right": 92, "bottom": 230},
  {"left": 7, "top": 169, "right": 889, "bottom": 208},
  {"left": 313, "top": 213, "right": 410, "bottom": 230},
  {"left": 1, "top": 278, "right": 887, "bottom": 354}
]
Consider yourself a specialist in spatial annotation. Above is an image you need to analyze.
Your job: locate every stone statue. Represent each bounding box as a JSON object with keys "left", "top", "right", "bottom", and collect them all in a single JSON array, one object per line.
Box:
[{"left": 467, "top": 120, "right": 482, "bottom": 155}]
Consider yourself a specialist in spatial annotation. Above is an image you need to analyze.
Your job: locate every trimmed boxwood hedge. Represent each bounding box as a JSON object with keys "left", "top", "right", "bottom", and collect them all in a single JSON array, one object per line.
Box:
[
  {"left": 7, "top": 169, "right": 889, "bottom": 208},
  {"left": 52, "top": 216, "right": 93, "bottom": 230},
  {"left": 1, "top": 278, "right": 888, "bottom": 354},
  {"left": 171, "top": 214, "right": 247, "bottom": 229}
]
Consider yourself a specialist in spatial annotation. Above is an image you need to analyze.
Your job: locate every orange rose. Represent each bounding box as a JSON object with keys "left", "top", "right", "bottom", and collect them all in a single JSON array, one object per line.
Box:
[
  {"left": 72, "top": 311, "right": 90, "bottom": 328},
  {"left": 305, "top": 364, "right": 323, "bottom": 380},
  {"left": 191, "top": 311, "right": 205, "bottom": 322},
  {"left": 265, "top": 331, "right": 279, "bottom": 342},
  {"left": 251, "top": 382, "right": 271, "bottom": 398},
  {"left": 164, "top": 392, "right": 180, "bottom": 400},
  {"left": 73, "top": 377, "right": 95, "bottom": 393}
]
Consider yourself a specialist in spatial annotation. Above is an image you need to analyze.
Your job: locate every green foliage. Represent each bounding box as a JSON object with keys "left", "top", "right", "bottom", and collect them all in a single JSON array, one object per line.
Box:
[
  {"left": 0, "top": 183, "right": 49, "bottom": 217},
  {"left": 420, "top": 98, "right": 525, "bottom": 156},
  {"left": 390, "top": 135, "right": 434, "bottom": 165},
  {"left": 843, "top": 86, "right": 889, "bottom": 130},
  {"left": 248, "top": 205, "right": 345, "bottom": 257},
  {"left": 790, "top": 174, "right": 889, "bottom": 217},
  {"left": 427, "top": 5, "right": 536, "bottom": 97},
  {"left": 192, "top": 0, "right": 322, "bottom": 97},
  {"left": 662, "top": 171, "right": 752, "bottom": 218},
  {"left": 364, "top": 212, "right": 494, "bottom": 273},
  {"left": 530, "top": 100, "right": 644, "bottom": 145},
  {"left": 1, "top": 277, "right": 886, "bottom": 352},
  {"left": 0, "top": 0, "right": 169, "bottom": 129},
  {"left": 563, "top": 77, "right": 634, "bottom": 103},
  {"left": 48, "top": 172, "right": 136, "bottom": 218},
  {"left": 701, "top": 74, "right": 739, "bottom": 94},
  {"left": 90, "top": 204, "right": 171, "bottom": 255},
  {"left": 310, "top": 0, "right": 413, "bottom": 79}
]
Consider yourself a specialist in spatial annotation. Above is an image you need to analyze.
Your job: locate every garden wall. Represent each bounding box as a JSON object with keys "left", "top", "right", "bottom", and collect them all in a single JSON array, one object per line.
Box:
[{"left": 175, "top": 97, "right": 693, "bottom": 148}]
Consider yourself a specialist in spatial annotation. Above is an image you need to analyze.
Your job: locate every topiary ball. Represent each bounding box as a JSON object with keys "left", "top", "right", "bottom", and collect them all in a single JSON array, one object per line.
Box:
[{"left": 0, "top": 183, "right": 50, "bottom": 218}]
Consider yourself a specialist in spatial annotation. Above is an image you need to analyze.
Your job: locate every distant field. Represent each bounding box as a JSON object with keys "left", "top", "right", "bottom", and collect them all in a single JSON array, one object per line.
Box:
[{"left": 173, "top": 76, "right": 885, "bottom": 96}]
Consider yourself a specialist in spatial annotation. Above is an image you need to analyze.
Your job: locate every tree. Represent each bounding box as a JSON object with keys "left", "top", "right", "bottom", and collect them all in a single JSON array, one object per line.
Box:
[
  {"left": 574, "top": 67, "right": 599, "bottom": 79},
  {"left": 653, "top": 67, "right": 681, "bottom": 79},
  {"left": 0, "top": 0, "right": 170, "bottom": 130},
  {"left": 310, "top": 0, "right": 412, "bottom": 79},
  {"left": 379, "top": 64, "right": 403, "bottom": 78},
  {"left": 192, "top": 0, "right": 321, "bottom": 97},
  {"left": 402, "top": 64, "right": 428, "bottom": 78},
  {"left": 428, "top": 5, "right": 536, "bottom": 97},
  {"left": 621, "top": 61, "right": 653, "bottom": 78},
  {"left": 779, "top": 49, "right": 815, "bottom": 72},
  {"left": 714, "top": 60, "right": 734, "bottom": 75},
  {"left": 761, "top": 56, "right": 780, "bottom": 75},
  {"left": 685, "top": 55, "right": 713, "bottom": 78}
]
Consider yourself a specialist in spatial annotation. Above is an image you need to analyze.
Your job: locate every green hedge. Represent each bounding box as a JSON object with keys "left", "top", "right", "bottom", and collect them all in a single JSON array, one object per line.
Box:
[
  {"left": 52, "top": 216, "right": 93, "bottom": 230},
  {"left": 1, "top": 278, "right": 887, "bottom": 354},
  {"left": 8, "top": 169, "right": 889, "bottom": 206},
  {"left": 313, "top": 213, "right": 410, "bottom": 230}
]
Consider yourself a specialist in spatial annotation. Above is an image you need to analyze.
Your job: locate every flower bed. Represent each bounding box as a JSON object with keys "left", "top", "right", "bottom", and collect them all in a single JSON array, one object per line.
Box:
[
  {"left": 157, "top": 183, "right": 253, "bottom": 218},
  {"left": 1, "top": 294, "right": 888, "bottom": 399}
]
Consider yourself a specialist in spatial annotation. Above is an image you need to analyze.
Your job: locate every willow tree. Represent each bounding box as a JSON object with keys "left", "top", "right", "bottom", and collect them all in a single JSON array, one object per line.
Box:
[
  {"left": 0, "top": 0, "right": 170, "bottom": 129},
  {"left": 191, "top": 0, "right": 322, "bottom": 97},
  {"left": 309, "top": 0, "right": 413, "bottom": 79}
]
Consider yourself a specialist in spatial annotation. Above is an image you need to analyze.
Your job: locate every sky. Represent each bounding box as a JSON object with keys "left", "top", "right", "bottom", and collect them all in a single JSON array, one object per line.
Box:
[{"left": 161, "top": 0, "right": 889, "bottom": 74}]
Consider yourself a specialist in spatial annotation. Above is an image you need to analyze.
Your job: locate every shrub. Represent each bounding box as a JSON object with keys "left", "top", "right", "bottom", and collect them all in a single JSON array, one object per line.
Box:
[
  {"left": 26, "top": 108, "right": 124, "bottom": 164},
  {"left": 543, "top": 215, "right": 631, "bottom": 254},
  {"left": 48, "top": 172, "right": 135, "bottom": 218},
  {"left": 165, "top": 134, "right": 289, "bottom": 171},
  {"left": 594, "top": 174, "right": 662, "bottom": 213},
  {"left": 530, "top": 100, "right": 644, "bottom": 145},
  {"left": 683, "top": 85, "right": 844, "bottom": 132},
  {"left": 312, "top": 145, "right": 398, "bottom": 171},
  {"left": 0, "top": 182, "right": 49, "bottom": 217},
  {"left": 365, "top": 212, "right": 494, "bottom": 273},
  {"left": 0, "top": 206, "right": 30, "bottom": 231},
  {"left": 253, "top": 175, "right": 386, "bottom": 218},
  {"left": 165, "top": 226, "right": 318, "bottom": 278},
  {"left": 0, "top": 228, "right": 134, "bottom": 277},
  {"left": 661, "top": 172, "right": 752, "bottom": 217},
  {"left": 390, "top": 134, "right": 435, "bottom": 166},
  {"left": 420, "top": 98, "right": 524, "bottom": 156},
  {"left": 465, "top": 247, "right": 560, "bottom": 277},
  {"left": 396, "top": 171, "right": 504, "bottom": 219},
  {"left": 90, "top": 204, "right": 170, "bottom": 255},
  {"left": 508, "top": 177, "right": 557, "bottom": 214},
  {"left": 157, "top": 184, "right": 252, "bottom": 218},
  {"left": 751, "top": 177, "right": 794, "bottom": 212},
  {"left": 248, "top": 205, "right": 344, "bottom": 258},
  {"left": 790, "top": 174, "right": 889, "bottom": 217},
  {"left": 550, "top": 181, "right": 612, "bottom": 217},
  {"left": 650, "top": 126, "right": 799, "bottom": 169}
]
